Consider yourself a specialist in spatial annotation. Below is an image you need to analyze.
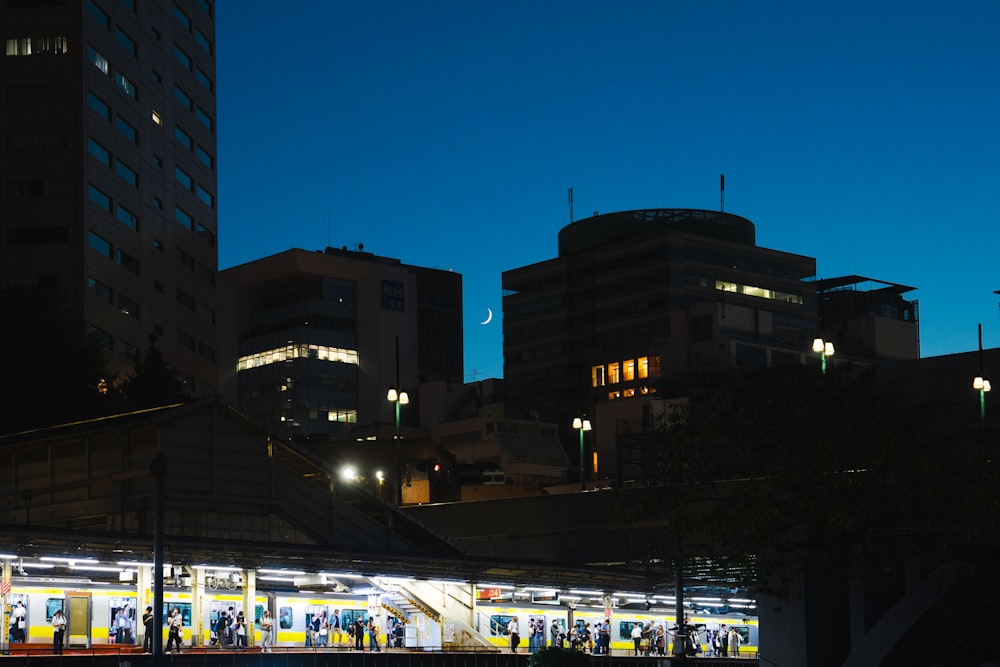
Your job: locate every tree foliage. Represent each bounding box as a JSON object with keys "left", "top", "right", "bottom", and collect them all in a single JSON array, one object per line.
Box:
[
  {"left": 117, "top": 333, "right": 189, "bottom": 409},
  {"left": 634, "top": 364, "right": 1000, "bottom": 598},
  {"left": 0, "top": 285, "right": 115, "bottom": 433}
]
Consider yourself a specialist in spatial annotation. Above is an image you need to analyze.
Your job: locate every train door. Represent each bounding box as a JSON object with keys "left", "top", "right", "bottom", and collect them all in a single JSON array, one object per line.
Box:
[
  {"left": 208, "top": 600, "right": 241, "bottom": 646},
  {"left": 7, "top": 594, "right": 28, "bottom": 643},
  {"left": 304, "top": 605, "right": 327, "bottom": 647},
  {"left": 66, "top": 592, "right": 91, "bottom": 649},
  {"left": 108, "top": 596, "right": 136, "bottom": 645}
]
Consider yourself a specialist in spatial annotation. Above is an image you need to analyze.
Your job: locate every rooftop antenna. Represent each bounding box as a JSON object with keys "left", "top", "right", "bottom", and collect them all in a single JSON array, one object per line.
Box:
[
  {"left": 568, "top": 187, "right": 574, "bottom": 223},
  {"left": 720, "top": 174, "right": 725, "bottom": 212}
]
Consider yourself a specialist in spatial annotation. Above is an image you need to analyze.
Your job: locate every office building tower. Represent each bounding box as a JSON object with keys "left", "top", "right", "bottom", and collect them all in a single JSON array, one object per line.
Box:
[
  {"left": 1, "top": 0, "right": 219, "bottom": 395},
  {"left": 218, "top": 246, "right": 463, "bottom": 444}
]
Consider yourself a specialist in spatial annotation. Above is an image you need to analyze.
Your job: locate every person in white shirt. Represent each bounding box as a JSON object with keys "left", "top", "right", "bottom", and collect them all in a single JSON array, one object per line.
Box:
[
  {"left": 507, "top": 618, "right": 519, "bottom": 653},
  {"left": 51, "top": 609, "right": 67, "bottom": 654},
  {"left": 631, "top": 622, "right": 643, "bottom": 655},
  {"left": 260, "top": 610, "right": 274, "bottom": 652}
]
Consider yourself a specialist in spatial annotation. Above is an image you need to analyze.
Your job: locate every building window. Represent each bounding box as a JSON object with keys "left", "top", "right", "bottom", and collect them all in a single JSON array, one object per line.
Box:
[
  {"left": 86, "top": 45, "right": 109, "bottom": 74},
  {"left": 175, "top": 206, "right": 193, "bottom": 229},
  {"left": 608, "top": 361, "right": 621, "bottom": 384},
  {"left": 153, "top": 196, "right": 163, "bottom": 209},
  {"left": 152, "top": 110, "right": 162, "bottom": 125},
  {"left": 173, "top": 44, "right": 190, "bottom": 70},
  {"left": 195, "top": 0, "right": 212, "bottom": 16},
  {"left": 120, "top": 0, "right": 137, "bottom": 13},
  {"left": 173, "top": 4, "right": 191, "bottom": 30},
  {"left": 637, "top": 356, "right": 649, "bottom": 379},
  {"left": 174, "top": 85, "right": 192, "bottom": 110},
  {"left": 5, "top": 36, "right": 68, "bottom": 56},
  {"left": 87, "top": 0, "right": 110, "bottom": 29},
  {"left": 195, "top": 145, "right": 213, "bottom": 169},
  {"left": 87, "top": 91, "right": 111, "bottom": 120},
  {"left": 195, "top": 106, "right": 213, "bottom": 131},
  {"left": 194, "top": 67, "right": 212, "bottom": 92},
  {"left": 117, "top": 249, "right": 140, "bottom": 275},
  {"left": 87, "top": 137, "right": 111, "bottom": 166},
  {"left": 175, "top": 167, "right": 192, "bottom": 189},
  {"left": 591, "top": 365, "right": 605, "bottom": 387},
  {"left": 194, "top": 28, "right": 211, "bottom": 53},
  {"left": 174, "top": 125, "right": 192, "bottom": 149},
  {"left": 115, "top": 26, "right": 137, "bottom": 56},
  {"left": 89, "top": 277, "right": 113, "bottom": 305},
  {"left": 116, "top": 160, "right": 138, "bottom": 188},
  {"left": 118, "top": 294, "right": 140, "bottom": 319},
  {"left": 623, "top": 358, "right": 635, "bottom": 382},
  {"left": 116, "top": 115, "right": 138, "bottom": 143},
  {"left": 116, "top": 204, "right": 138, "bottom": 231},
  {"left": 196, "top": 222, "right": 215, "bottom": 246},
  {"left": 87, "top": 184, "right": 112, "bottom": 212},
  {"left": 196, "top": 185, "right": 213, "bottom": 208},
  {"left": 88, "top": 231, "right": 113, "bottom": 258},
  {"left": 115, "top": 71, "right": 136, "bottom": 98}
]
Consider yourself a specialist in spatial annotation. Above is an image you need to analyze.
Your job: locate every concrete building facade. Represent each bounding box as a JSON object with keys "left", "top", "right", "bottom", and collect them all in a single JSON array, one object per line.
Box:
[{"left": 1, "top": 0, "right": 219, "bottom": 395}]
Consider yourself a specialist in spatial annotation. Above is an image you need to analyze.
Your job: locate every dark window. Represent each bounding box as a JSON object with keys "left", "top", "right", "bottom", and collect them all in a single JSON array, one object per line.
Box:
[
  {"left": 88, "top": 184, "right": 112, "bottom": 212},
  {"left": 117, "top": 248, "right": 140, "bottom": 275},
  {"left": 174, "top": 125, "right": 192, "bottom": 149},
  {"left": 173, "top": 4, "right": 191, "bottom": 30},
  {"left": 173, "top": 44, "right": 190, "bottom": 70},
  {"left": 174, "top": 85, "right": 192, "bottom": 110},
  {"left": 194, "top": 28, "right": 211, "bottom": 53},
  {"left": 115, "top": 26, "right": 137, "bottom": 56},
  {"left": 86, "top": 0, "right": 110, "bottom": 28},
  {"left": 87, "top": 91, "right": 110, "bottom": 119},
  {"left": 194, "top": 67, "right": 212, "bottom": 92},
  {"left": 195, "top": 106, "right": 212, "bottom": 131},
  {"left": 116, "top": 115, "right": 137, "bottom": 143},
  {"left": 196, "top": 145, "right": 213, "bottom": 169},
  {"left": 89, "top": 277, "right": 113, "bottom": 304},
  {"left": 175, "top": 166, "right": 192, "bottom": 189},
  {"left": 116, "top": 204, "right": 138, "bottom": 230},
  {"left": 175, "top": 206, "right": 193, "bottom": 229},
  {"left": 196, "top": 185, "right": 213, "bottom": 207},
  {"left": 88, "top": 231, "right": 113, "bottom": 258},
  {"left": 116, "top": 160, "right": 138, "bottom": 187},
  {"left": 117, "top": 294, "right": 140, "bottom": 318},
  {"left": 88, "top": 137, "right": 111, "bottom": 166}
]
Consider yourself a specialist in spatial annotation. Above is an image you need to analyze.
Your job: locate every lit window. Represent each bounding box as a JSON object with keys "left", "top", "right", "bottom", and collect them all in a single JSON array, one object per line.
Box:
[
  {"left": 608, "top": 361, "right": 621, "bottom": 384},
  {"left": 86, "top": 45, "right": 109, "bottom": 74},
  {"left": 623, "top": 388, "right": 635, "bottom": 398},
  {"left": 638, "top": 356, "right": 649, "bottom": 379},
  {"left": 151, "top": 110, "right": 162, "bottom": 125},
  {"left": 115, "top": 70, "right": 136, "bottom": 98},
  {"left": 592, "top": 365, "right": 605, "bottom": 387},
  {"left": 623, "top": 359, "right": 635, "bottom": 382}
]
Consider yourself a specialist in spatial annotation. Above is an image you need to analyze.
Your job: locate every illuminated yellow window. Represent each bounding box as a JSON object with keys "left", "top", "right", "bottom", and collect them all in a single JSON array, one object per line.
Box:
[
  {"left": 592, "top": 452, "right": 598, "bottom": 475},
  {"left": 638, "top": 356, "right": 649, "bottom": 379},
  {"left": 608, "top": 362, "right": 621, "bottom": 384},
  {"left": 608, "top": 390, "right": 620, "bottom": 400},
  {"left": 592, "top": 365, "right": 606, "bottom": 387},
  {"left": 623, "top": 388, "right": 635, "bottom": 397},
  {"left": 623, "top": 359, "right": 635, "bottom": 382}
]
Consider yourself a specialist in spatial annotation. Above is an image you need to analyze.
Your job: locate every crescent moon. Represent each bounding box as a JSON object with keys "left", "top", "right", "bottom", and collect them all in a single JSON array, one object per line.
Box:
[{"left": 480, "top": 308, "right": 493, "bottom": 325}]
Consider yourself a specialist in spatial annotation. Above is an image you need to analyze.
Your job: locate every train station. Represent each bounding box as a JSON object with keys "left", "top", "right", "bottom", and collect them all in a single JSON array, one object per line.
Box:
[{"left": 0, "top": 398, "right": 759, "bottom": 661}]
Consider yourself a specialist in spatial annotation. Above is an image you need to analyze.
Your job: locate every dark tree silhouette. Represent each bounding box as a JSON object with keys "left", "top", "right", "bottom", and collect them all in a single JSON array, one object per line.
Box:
[
  {"left": 118, "top": 333, "right": 189, "bottom": 410},
  {"left": 0, "top": 285, "right": 115, "bottom": 434}
]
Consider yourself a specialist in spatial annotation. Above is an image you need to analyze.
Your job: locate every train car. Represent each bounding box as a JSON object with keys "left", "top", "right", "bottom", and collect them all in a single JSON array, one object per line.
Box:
[{"left": 476, "top": 602, "right": 758, "bottom": 657}]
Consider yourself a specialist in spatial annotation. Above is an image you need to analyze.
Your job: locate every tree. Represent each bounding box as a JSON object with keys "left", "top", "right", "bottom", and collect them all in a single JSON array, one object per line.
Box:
[
  {"left": 0, "top": 285, "right": 115, "bottom": 433},
  {"left": 118, "top": 333, "right": 189, "bottom": 410}
]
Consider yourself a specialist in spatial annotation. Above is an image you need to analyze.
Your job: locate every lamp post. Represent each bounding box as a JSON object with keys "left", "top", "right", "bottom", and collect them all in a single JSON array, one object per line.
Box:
[
  {"left": 973, "top": 376, "right": 991, "bottom": 426},
  {"left": 386, "top": 386, "right": 408, "bottom": 507},
  {"left": 572, "top": 416, "right": 592, "bottom": 492},
  {"left": 812, "top": 337, "right": 835, "bottom": 374}
]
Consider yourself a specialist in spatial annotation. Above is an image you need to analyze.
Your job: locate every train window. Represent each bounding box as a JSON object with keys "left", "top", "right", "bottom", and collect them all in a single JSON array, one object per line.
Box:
[
  {"left": 45, "top": 598, "right": 64, "bottom": 622},
  {"left": 341, "top": 608, "right": 363, "bottom": 630},
  {"left": 161, "top": 603, "right": 192, "bottom": 627},
  {"left": 735, "top": 625, "right": 750, "bottom": 645},
  {"left": 254, "top": 604, "right": 264, "bottom": 629},
  {"left": 278, "top": 606, "right": 292, "bottom": 629},
  {"left": 619, "top": 621, "right": 640, "bottom": 640},
  {"left": 489, "top": 614, "right": 514, "bottom": 636}
]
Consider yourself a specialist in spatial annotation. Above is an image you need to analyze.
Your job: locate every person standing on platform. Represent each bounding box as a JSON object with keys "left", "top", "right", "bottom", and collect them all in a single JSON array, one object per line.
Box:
[
  {"left": 330, "top": 609, "right": 344, "bottom": 647},
  {"left": 51, "top": 609, "right": 67, "bottom": 654},
  {"left": 367, "top": 616, "right": 380, "bottom": 652},
  {"left": 260, "top": 610, "right": 273, "bottom": 652},
  {"left": 11, "top": 601, "right": 26, "bottom": 642},
  {"left": 507, "top": 617, "right": 519, "bottom": 653},
  {"left": 632, "top": 622, "right": 643, "bottom": 656},
  {"left": 142, "top": 606, "right": 154, "bottom": 653},
  {"left": 166, "top": 607, "right": 183, "bottom": 653},
  {"left": 354, "top": 617, "right": 365, "bottom": 651}
]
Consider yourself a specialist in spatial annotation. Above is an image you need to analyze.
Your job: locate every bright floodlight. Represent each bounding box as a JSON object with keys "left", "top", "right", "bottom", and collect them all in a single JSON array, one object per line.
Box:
[{"left": 340, "top": 464, "right": 357, "bottom": 482}]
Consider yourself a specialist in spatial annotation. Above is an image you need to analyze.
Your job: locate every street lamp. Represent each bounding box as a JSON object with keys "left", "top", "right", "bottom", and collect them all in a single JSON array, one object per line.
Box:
[
  {"left": 386, "top": 386, "right": 409, "bottom": 507},
  {"left": 973, "top": 376, "right": 991, "bottom": 426},
  {"left": 572, "top": 416, "right": 592, "bottom": 492},
  {"left": 812, "top": 338, "right": 835, "bottom": 374}
]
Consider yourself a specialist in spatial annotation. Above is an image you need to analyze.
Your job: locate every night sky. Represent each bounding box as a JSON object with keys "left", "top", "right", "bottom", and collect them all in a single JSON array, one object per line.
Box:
[{"left": 216, "top": 1, "right": 1000, "bottom": 380}]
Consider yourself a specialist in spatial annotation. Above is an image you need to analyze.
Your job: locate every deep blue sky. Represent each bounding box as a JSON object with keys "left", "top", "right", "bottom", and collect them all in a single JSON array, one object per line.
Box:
[{"left": 216, "top": 1, "right": 999, "bottom": 381}]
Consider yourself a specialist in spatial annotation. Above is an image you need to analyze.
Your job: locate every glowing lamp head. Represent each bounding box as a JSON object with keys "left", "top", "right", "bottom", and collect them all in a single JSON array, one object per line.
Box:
[
  {"left": 812, "top": 338, "right": 825, "bottom": 353},
  {"left": 399, "top": 391, "right": 409, "bottom": 405},
  {"left": 386, "top": 387, "right": 398, "bottom": 402},
  {"left": 974, "top": 377, "right": 991, "bottom": 392}
]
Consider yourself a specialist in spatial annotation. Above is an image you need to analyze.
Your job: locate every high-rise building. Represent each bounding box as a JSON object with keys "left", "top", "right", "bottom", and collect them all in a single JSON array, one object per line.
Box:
[
  {"left": 501, "top": 209, "right": 920, "bottom": 483},
  {"left": 1, "top": 0, "right": 219, "bottom": 394},
  {"left": 218, "top": 246, "right": 463, "bottom": 444}
]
